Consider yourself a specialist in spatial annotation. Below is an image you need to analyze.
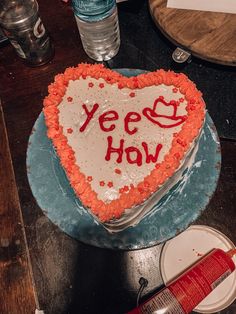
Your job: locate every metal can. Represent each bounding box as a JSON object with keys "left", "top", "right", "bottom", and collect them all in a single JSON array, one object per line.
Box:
[
  {"left": 0, "top": 0, "right": 54, "bottom": 66},
  {"left": 128, "top": 248, "right": 236, "bottom": 314},
  {"left": 160, "top": 225, "right": 236, "bottom": 313}
]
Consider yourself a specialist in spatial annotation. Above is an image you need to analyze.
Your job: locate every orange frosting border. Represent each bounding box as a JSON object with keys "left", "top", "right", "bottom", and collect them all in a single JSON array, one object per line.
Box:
[{"left": 43, "top": 63, "right": 205, "bottom": 222}]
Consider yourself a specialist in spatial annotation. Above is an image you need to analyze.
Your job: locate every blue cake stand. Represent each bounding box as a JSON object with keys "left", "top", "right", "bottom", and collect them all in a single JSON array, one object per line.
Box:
[{"left": 26, "top": 69, "right": 221, "bottom": 250}]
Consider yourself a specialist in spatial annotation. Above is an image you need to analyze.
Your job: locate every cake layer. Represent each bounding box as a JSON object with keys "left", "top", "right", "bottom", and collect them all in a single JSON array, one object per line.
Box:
[
  {"left": 43, "top": 64, "right": 205, "bottom": 224},
  {"left": 58, "top": 77, "right": 187, "bottom": 203},
  {"left": 103, "top": 129, "right": 202, "bottom": 232}
]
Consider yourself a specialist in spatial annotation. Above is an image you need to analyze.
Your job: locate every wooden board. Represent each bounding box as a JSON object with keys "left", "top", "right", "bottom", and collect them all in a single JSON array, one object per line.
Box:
[
  {"left": 0, "top": 0, "right": 236, "bottom": 312},
  {"left": 149, "top": 0, "right": 236, "bottom": 66},
  {"left": 0, "top": 104, "right": 37, "bottom": 314}
]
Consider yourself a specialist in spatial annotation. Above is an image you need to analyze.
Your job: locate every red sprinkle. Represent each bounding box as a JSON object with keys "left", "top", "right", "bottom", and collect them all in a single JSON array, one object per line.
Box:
[
  {"left": 189, "top": 105, "right": 196, "bottom": 111},
  {"left": 99, "top": 181, "right": 105, "bottom": 187},
  {"left": 115, "top": 168, "right": 121, "bottom": 175},
  {"left": 133, "top": 81, "right": 139, "bottom": 88},
  {"left": 118, "top": 83, "right": 124, "bottom": 89},
  {"left": 155, "top": 163, "right": 161, "bottom": 169},
  {"left": 174, "top": 153, "right": 180, "bottom": 159},
  {"left": 99, "top": 83, "right": 105, "bottom": 88},
  {"left": 67, "top": 128, "right": 73, "bottom": 134},
  {"left": 177, "top": 138, "right": 187, "bottom": 147},
  {"left": 179, "top": 97, "right": 185, "bottom": 103},
  {"left": 67, "top": 96, "right": 73, "bottom": 102},
  {"left": 87, "top": 176, "right": 93, "bottom": 182},
  {"left": 172, "top": 87, "right": 178, "bottom": 93},
  {"left": 108, "top": 181, "right": 113, "bottom": 188},
  {"left": 129, "top": 92, "right": 135, "bottom": 98},
  {"left": 190, "top": 99, "right": 196, "bottom": 104},
  {"left": 138, "top": 187, "right": 144, "bottom": 193},
  {"left": 123, "top": 185, "right": 129, "bottom": 192},
  {"left": 144, "top": 181, "right": 150, "bottom": 188},
  {"left": 88, "top": 82, "right": 94, "bottom": 88}
]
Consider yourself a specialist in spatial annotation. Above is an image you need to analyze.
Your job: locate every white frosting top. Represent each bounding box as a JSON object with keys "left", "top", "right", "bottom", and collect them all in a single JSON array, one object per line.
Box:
[{"left": 58, "top": 77, "right": 187, "bottom": 203}]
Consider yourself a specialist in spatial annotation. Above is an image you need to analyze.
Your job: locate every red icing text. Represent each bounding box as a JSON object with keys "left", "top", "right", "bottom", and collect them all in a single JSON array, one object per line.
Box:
[
  {"left": 105, "top": 136, "right": 124, "bottom": 163},
  {"left": 105, "top": 136, "right": 162, "bottom": 167},
  {"left": 124, "top": 112, "right": 141, "bottom": 135},
  {"left": 142, "top": 142, "right": 163, "bottom": 163},
  {"left": 79, "top": 97, "right": 185, "bottom": 165},
  {"left": 79, "top": 103, "right": 99, "bottom": 132},
  {"left": 99, "top": 110, "right": 119, "bottom": 132},
  {"left": 143, "top": 97, "right": 186, "bottom": 128}
]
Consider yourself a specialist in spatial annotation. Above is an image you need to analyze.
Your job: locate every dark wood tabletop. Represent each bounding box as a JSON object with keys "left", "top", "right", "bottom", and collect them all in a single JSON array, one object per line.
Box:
[{"left": 0, "top": 1, "right": 236, "bottom": 313}]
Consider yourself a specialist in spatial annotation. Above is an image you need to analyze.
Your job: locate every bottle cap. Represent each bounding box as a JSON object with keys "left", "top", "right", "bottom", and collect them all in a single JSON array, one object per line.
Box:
[
  {"left": 160, "top": 225, "right": 236, "bottom": 313},
  {"left": 228, "top": 249, "right": 236, "bottom": 258}
]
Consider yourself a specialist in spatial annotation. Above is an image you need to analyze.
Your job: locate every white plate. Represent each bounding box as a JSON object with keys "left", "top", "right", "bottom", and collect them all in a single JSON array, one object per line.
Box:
[{"left": 160, "top": 225, "right": 236, "bottom": 313}]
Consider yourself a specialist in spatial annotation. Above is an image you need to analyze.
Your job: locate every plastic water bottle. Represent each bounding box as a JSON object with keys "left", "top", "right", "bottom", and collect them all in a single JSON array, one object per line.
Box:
[{"left": 72, "top": 0, "right": 120, "bottom": 61}]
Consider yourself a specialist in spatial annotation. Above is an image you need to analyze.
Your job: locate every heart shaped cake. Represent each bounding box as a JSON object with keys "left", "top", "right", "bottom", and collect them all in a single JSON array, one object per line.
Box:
[{"left": 43, "top": 64, "right": 205, "bottom": 230}]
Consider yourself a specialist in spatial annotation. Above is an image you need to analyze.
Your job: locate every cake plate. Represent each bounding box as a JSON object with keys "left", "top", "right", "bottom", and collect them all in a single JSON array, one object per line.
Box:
[{"left": 26, "top": 69, "right": 221, "bottom": 250}]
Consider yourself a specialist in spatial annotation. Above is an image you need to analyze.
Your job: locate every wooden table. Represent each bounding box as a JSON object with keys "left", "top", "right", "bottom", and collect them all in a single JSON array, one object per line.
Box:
[
  {"left": 0, "top": 1, "right": 236, "bottom": 313},
  {"left": 149, "top": 0, "right": 236, "bottom": 66}
]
